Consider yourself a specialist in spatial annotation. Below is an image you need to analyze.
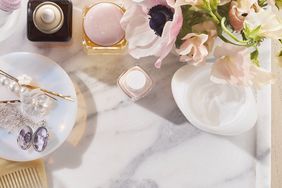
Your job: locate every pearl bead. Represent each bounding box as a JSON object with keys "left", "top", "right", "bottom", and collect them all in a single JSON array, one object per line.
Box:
[
  {"left": 8, "top": 81, "right": 20, "bottom": 93},
  {"left": 2, "top": 78, "right": 9, "bottom": 86},
  {"left": 20, "top": 87, "right": 27, "bottom": 94},
  {"left": 0, "top": 76, "right": 6, "bottom": 83}
]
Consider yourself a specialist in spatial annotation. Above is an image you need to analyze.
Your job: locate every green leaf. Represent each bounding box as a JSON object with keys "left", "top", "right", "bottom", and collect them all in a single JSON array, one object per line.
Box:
[
  {"left": 250, "top": 49, "right": 260, "bottom": 67},
  {"left": 278, "top": 50, "right": 282, "bottom": 57},
  {"left": 258, "top": 0, "right": 268, "bottom": 7},
  {"left": 243, "top": 24, "right": 264, "bottom": 43},
  {"left": 276, "top": 0, "right": 282, "bottom": 9}
]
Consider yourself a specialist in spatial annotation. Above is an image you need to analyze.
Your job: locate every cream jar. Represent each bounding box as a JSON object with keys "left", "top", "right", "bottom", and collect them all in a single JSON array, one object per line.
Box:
[
  {"left": 172, "top": 64, "right": 258, "bottom": 135},
  {"left": 82, "top": 2, "right": 127, "bottom": 54},
  {"left": 118, "top": 66, "right": 153, "bottom": 101}
]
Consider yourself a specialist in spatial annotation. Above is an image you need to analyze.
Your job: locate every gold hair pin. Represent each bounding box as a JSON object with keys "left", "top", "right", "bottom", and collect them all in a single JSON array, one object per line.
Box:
[
  {"left": 0, "top": 69, "right": 74, "bottom": 102},
  {"left": 0, "top": 100, "right": 21, "bottom": 104}
]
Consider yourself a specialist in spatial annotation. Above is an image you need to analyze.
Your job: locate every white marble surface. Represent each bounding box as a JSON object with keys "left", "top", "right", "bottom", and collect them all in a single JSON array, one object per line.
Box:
[{"left": 0, "top": 0, "right": 271, "bottom": 187}]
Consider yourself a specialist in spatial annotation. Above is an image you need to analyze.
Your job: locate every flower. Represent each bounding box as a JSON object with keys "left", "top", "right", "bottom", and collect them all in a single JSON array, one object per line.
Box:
[
  {"left": 211, "top": 44, "right": 252, "bottom": 86},
  {"left": 229, "top": 2, "right": 246, "bottom": 31},
  {"left": 192, "top": 21, "right": 217, "bottom": 52},
  {"left": 120, "top": 0, "right": 183, "bottom": 68},
  {"left": 245, "top": 7, "right": 282, "bottom": 40},
  {"left": 176, "top": 33, "right": 209, "bottom": 65},
  {"left": 235, "top": 0, "right": 256, "bottom": 13},
  {"left": 210, "top": 43, "right": 275, "bottom": 87},
  {"left": 250, "top": 64, "right": 276, "bottom": 88},
  {"left": 229, "top": 0, "right": 256, "bottom": 32}
]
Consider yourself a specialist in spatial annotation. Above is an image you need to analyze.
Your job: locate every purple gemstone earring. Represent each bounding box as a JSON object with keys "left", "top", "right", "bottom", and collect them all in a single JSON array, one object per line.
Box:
[
  {"left": 33, "top": 126, "right": 49, "bottom": 152},
  {"left": 17, "top": 126, "right": 33, "bottom": 150},
  {"left": 17, "top": 120, "right": 49, "bottom": 152}
]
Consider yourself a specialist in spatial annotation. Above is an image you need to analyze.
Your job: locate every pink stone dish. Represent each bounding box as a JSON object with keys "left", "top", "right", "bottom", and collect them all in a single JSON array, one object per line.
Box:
[
  {"left": 82, "top": 2, "right": 127, "bottom": 54},
  {"left": 0, "top": 0, "right": 21, "bottom": 12}
]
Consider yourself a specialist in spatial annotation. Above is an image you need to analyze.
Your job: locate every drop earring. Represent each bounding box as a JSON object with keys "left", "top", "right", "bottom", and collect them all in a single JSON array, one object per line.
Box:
[
  {"left": 33, "top": 121, "right": 49, "bottom": 152},
  {"left": 17, "top": 126, "right": 33, "bottom": 150},
  {"left": 17, "top": 120, "right": 49, "bottom": 152}
]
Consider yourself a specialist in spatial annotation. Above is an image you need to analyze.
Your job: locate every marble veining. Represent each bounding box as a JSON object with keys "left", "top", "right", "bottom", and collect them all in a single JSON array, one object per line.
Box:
[{"left": 0, "top": 0, "right": 270, "bottom": 188}]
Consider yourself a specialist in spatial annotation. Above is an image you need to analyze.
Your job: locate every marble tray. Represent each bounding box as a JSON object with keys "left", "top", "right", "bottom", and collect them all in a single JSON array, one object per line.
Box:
[{"left": 0, "top": 0, "right": 271, "bottom": 188}]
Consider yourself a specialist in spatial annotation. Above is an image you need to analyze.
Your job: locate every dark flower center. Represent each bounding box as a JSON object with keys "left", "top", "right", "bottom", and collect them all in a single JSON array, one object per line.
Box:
[{"left": 148, "top": 5, "right": 174, "bottom": 37}]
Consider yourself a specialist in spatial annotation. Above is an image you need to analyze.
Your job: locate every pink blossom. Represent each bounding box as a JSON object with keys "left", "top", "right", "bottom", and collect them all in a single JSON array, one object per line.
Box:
[
  {"left": 120, "top": 0, "right": 183, "bottom": 68},
  {"left": 192, "top": 21, "right": 217, "bottom": 52},
  {"left": 228, "top": 0, "right": 256, "bottom": 32},
  {"left": 211, "top": 43, "right": 275, "bottom": 87},
  {"left": 176, "top": 33, "right": 209, "bottom": 65},
  {"left": 229, "top": 2, "right": 245, "bottom": 32}
]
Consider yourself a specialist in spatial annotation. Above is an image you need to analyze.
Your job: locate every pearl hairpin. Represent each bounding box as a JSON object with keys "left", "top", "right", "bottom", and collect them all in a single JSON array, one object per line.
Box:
[{"left": 0, "top": 68, "right": 74, "bottom": 101}]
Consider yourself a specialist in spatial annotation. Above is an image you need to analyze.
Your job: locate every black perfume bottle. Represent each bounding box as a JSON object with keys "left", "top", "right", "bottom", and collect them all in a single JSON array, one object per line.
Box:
[{"left": 27, "top": 0, "right": 72, "bottom": 42}]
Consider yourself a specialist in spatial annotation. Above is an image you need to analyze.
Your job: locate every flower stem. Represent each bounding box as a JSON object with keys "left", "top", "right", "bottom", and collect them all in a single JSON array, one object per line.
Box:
[
  {"left": 220, "top": 18, "right": 250, "bottom": 45},
  {"left": 217, "top": 34, "right": 248, "bottom": 46},
  {"left": 214, "top": 11, "right": 222, "bottom": 20}
]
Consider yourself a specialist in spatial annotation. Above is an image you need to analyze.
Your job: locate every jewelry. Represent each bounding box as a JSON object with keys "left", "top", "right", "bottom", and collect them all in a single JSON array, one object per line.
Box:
[
  {"left": 0, "top": 73, "right": 55, "bottom": 117},
  {"left": 0, "top": 102, "right": 49, "bottom": 152},
  {"left": 0, "top": 69, "right": 74, "bottom": 101},
  {"left": 17, "top": 126, "right": 33, "bottom": 150},
  {"left": 0, "top": 103, "right": 44, "bottom": 133},
  {"left": 0, "top": 75, "right": 28, "bottom": 94},
  {"left": 17, "top": 121, "right": 49, "bottom": 152},
  {"left": 0, "top": 100, "right": 21, "bottom": 104},
  {"left": 20, "top": 89, "right": 54, "bottom": 117},
  {"left": 33, "top": 125, "right": 49, "bottom": 152}
]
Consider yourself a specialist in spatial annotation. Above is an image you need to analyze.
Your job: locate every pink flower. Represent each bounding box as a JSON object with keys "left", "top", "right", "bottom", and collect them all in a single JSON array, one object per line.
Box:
[
  {"left": 120, "top": 0, "right": 183, "bottom": 68},
  {"left": 192, "top": 21, "right": 217, "bottom": 52},
  {"left": 176, "top": 33, "right": 209, "bottom": 65},
  {"left": 211, "top": 43, "right": 275, "bottom": 87},
  {"left": 229, "top": 2, "right": 245, "bottom": 32},
  {"left": 228, "top": 0, "right": 256, "bottom": 32}
]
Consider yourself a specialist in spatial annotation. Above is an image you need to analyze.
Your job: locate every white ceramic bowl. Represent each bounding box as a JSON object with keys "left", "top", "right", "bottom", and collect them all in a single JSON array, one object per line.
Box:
[{"left": 171, "top": 64, "right": 258, "bottom": 136}]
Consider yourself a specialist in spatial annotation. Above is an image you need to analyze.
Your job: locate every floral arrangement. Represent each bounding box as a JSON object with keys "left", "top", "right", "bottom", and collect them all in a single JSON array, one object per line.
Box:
[{"left": 120, "top": 0, "right": 281, "bottom": 88}]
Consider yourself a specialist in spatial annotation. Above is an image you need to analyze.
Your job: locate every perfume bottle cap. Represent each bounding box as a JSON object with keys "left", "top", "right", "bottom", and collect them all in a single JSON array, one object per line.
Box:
[
  {"left": 33, "top": 2, "right": 64, "bottom": 34},
  {"left": 83, "top": 2, "right": 125, "bottom": 47},
  {"left": 41, "top": 8, "right": 55, "bottom": 24}
]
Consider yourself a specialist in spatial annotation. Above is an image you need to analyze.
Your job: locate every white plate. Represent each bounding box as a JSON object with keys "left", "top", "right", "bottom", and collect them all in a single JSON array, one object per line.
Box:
[{"left": 0, "top": 52, "right": 77, "bottom": 161}]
